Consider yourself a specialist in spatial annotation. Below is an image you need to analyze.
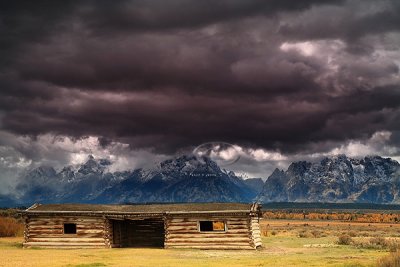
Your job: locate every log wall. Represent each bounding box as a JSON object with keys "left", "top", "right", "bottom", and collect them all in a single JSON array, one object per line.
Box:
[
  {"left": 164, "top": 214, "right": 256, "bottom": 250},
  {"left": 250, "top": 217, "right": 262, "bottom": 248},
  {"left": 23, "top": 215, "right": 107, "bottom": 248},
  {"left": 23, "top": 212, "right": 262, "bottom": 250}
]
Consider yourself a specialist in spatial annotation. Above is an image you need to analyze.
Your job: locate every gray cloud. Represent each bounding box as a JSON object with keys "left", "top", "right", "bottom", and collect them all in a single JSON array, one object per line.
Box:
[{"left": 0, "top": 0, "right": 399, "bottom": 185}]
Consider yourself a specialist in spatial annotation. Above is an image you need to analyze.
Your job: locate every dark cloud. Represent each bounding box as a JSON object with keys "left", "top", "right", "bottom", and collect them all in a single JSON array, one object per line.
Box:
[
  {"left": 0, "top": 0, "right": 399, "bottom": 159},
  {"left": 279, "top": 0, "right": 400, "bottom": 42},
  {"left": 79, "top": 0, "right": 344, "bottom": 33}
]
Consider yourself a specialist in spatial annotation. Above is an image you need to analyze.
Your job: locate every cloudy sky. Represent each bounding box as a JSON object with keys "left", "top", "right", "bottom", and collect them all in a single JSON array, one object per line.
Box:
[{"left": 1, "top": 0, "right": 400, "bottom": 192}]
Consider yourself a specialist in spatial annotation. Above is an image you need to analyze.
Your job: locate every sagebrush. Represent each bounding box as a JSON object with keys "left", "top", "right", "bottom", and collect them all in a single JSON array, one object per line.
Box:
[{"left": 0, "top": 217, "right": 24, "bottom": 237}]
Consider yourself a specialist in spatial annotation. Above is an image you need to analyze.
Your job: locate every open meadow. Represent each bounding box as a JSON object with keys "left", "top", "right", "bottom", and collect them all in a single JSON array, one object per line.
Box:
[{"left": 1, "top": 217, "right": 399, "bottom": 267}]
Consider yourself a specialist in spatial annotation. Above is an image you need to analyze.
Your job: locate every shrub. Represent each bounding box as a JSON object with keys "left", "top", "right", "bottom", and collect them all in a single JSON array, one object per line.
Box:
[
  {"left": 377, "top": 251, "right": 400, "bottom": 267},
  {"left": 338, "top": 234, "right": 353, "bottom": 245},
  {"left": 311, "top": 230, "right": 326, "bottom": 238},
  {"left": 348, "top": 231, "right": 357, "bottom": 237},
  {"left": 352, "top": 237, "right": 400, "bottom": 251},
  {"left": 0, "top": 217, "right": 24, "bottom": 237},
  {"left": 387, "top": 241, "right": 400, "bottom": 252},
  {"left": 353, "top": 239, "right": 374, "bottom": 249},
  {"left": 298, "top": 230, "right": 314, "bottom": 238},
  {"left": 370, "top": 237, "right": 387, "bottom": 247}
]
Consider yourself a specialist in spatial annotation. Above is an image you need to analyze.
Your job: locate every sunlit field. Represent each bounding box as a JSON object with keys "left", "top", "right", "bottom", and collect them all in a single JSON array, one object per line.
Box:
[{"left": 1, "top": 219, "right": 398, "bottom": 267}]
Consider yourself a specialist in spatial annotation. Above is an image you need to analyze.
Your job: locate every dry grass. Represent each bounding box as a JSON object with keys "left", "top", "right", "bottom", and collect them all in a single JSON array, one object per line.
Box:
[
  {"left": 0, "top": 218, "right": 396, "bottom": 267},
  {"left": 377, "top": 251, "right": 400, "bottom": 267},
  {"left": 0, "top": 217, "right": 24, "bottom": 237},
  {"left": 0, "top": 217, "right": 397, "bottom": 266},
  {"left": 0, "top": 235, "right": 387, "bottom": 267}
]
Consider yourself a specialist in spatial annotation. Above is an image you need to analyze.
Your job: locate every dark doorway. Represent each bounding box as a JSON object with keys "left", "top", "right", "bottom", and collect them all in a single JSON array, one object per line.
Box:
[{"left": 112, "top": 218, "right": 165, "bottom": 248}]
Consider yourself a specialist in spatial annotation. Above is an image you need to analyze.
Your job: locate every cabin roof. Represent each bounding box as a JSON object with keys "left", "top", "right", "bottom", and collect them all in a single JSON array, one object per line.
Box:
[{"left": 25, "top": 203, "right": 259, "bottom": 214}]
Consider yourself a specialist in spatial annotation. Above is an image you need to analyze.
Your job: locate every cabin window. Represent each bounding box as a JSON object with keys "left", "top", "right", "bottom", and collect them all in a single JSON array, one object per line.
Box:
[
  {"left": 199, "top": 221, "right": 225, "bottom": 232},
  {"left": 64, "top": 223, "right": 77, "bottom": 234}
]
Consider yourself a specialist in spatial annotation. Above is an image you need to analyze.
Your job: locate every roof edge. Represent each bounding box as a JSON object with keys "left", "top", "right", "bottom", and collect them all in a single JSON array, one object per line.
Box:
[{"left": 24, "top": 209, "right": 252, "bottom": 215}]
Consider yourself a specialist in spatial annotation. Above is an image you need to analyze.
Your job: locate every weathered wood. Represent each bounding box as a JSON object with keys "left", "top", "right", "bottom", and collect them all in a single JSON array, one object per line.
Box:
[
  {"left": 28, "top": 229, "right": 63, "bottom": 234},
  {"left": 166, "top": 241, "right": 250, "bottom": 246},
  {"left": 169, "top": 218, "right": 247, "bottom": 223},
  {"left": 165, "top": 245, "right": 254, "bottom": 250},
  {"left": 28, "top": 233, "right": 103, "bottom": 238},
  {"left": 24, "top": 204, "right": 262, "bottom": 249},
  {"left": 249, "top": 216, "right": 262, "bottom": 249},
  {"left": 24, "top": 242, "right": 106, "bottom": 246},
  {"left": 24, "top": 245, "right": 107, "bottom": 249},
  {"left": 167, "top": 236, "right": 250, "bottom": 241},
  {"left": 28, "top": 219, "right": 103, "bottom": 223},
  {"left": 29, "top": 226, "right": 105, "bottom": 232},
  {"left": 29, "top": 237, "right": 105, "bottom": 242},
  {"left": 25, "top": 215, "right": 107, "bottom": 247},
  {"left": 168, "top": 230, "right": 250, "bottom": 235}
]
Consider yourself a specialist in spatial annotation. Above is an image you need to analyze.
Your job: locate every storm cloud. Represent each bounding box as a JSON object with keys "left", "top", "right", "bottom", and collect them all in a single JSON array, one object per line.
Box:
[{"left": 0, "top": 0, "right": 400, "bottom": 185}]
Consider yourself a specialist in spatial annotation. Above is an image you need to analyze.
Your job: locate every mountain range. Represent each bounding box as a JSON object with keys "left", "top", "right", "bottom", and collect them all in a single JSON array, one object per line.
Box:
[
  {"left": 257, "top": 155, "right": 400, "bottom": 203},
  {"left": 1, "top": 154, "right": 399, "bottom": 207}
]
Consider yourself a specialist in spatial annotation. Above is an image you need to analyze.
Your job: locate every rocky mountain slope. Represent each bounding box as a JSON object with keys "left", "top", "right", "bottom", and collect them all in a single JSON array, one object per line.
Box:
[
  {"left": 3, "top": 154, "right": 400, "bottom": 207},
  {"left": 13, "top": 155, "right": 257, "bottom": 205},
  {"left": 257, "top": 155, "right": 400, "bottom": 203}
]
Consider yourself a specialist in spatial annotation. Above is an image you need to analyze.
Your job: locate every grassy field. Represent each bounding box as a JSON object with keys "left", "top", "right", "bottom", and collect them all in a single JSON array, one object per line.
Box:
[{"left": 0, "top": 219, "right": 397, "bottom": 267}]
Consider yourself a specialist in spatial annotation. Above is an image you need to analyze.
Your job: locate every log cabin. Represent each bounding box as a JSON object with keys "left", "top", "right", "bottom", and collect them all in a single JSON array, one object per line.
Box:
[{"left": 22, "top": 202, "right": 262, "bottom": 249}]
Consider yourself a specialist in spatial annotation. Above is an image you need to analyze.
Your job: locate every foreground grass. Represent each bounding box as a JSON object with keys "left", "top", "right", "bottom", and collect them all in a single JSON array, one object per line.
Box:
[{"left": 0, "top": 235, "right": 388, "bottom": 267}]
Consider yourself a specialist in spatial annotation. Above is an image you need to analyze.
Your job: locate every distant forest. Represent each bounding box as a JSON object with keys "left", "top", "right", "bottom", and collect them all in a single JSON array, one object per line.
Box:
[{"left": 261, "top": 202, "right": 400, "bottom": 213}]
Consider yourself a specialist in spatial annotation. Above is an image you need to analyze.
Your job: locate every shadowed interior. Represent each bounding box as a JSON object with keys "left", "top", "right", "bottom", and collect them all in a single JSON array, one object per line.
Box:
[{"left": 112, "top": 218, "right": 165, "bottom": 248}]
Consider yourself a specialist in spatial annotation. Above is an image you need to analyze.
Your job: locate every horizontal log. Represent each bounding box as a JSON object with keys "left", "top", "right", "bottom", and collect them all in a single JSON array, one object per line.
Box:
[
  {"left": 28, "top": 229, "right": 63, "bottom": 234},
  {"left": 29, "top": 218, "right": 103, "bottom": 223},
  {"left": 167, "top": 236, "right": 250, "bottom": 241},
  {"left": 24, "top": 245, "right": 107, "bottom": 249},
  {"left": 167, "top": 222, "right": 198, "bottom": 227},
  {"left": 28, "top": 226, "right": 64, "bottom": 231},
  {"left": 166, "top": 226, "right": 198, "bottom": 231},
  {"left": 176, "top": 220, "right": 247, "bottom": 225},
  {"left": 27, "top": 222, "right": 62, "bottom": 226},
  {"left": 29, "top": 237, "right": 105, "bottom": 242},
  {"left": 28, "top": 225, "right": 104, "bottom": 231},
  {"left": 24, "top": 242, "right": 106, "bottom": 246},
  {"left": 77, "top": 229, "right": 104, "bottom": 234},
  {"left": 27, "top": 222, "right": 90, "bottom": 226},
  {"left": 227, "top": 220, "right": 249, "bottom": 224},
  {"left": 76, "top": 222, "right": 105, "bottom": 228},
  {"left": 167, "top": 218, "right": 191, "bottom": 223},
  {"left": 166, "top": 229, "right": 250, "bottom": 235},
  {"left": 168, "top": 231, "right": 249, "bottom": 237},
  {"left": 28, "top": 229, "right": 104, "bottom": 235},
  {"left": 168, "top": 218, "right": 247, "bottom": 223},
  {"left": 166, "top": 245, "right": 253, "bottom": 250},
  {"left": 227, "top": 227, "right": 249, "bottom": 231},
  {"left": 77, "top": 226, "right": 105, "bottom": 230},
  {"left": 28, "top": 233, "right": 104, "bottom": 238},
  {"left": 166, "top": 240, "right": 251, "bottom": 244},
  {"left": 227, "top": 223, "right": 248, "bottom": 228},
  {"left": 167, "top": 218, "right": 248, "bottom": 222}
]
